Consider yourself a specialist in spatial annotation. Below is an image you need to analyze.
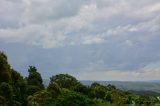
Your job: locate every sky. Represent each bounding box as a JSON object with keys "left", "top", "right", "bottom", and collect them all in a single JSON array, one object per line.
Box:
[{"left": 0, "top": 0, "right": 160, "bottom": 81}]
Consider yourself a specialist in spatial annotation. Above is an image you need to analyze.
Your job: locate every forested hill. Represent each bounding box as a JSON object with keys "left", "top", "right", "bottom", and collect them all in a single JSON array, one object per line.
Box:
[
  {"left": 82, "top": 81, "right": 160, "bottom": 97},
  {"left": 81, "top": 80, "right": 160, "bottom": 93},
  {"left": 44, "top": 79, "right": 160, "bottom": 95},
  {"left": 0, "top": 51, "right": 160, "bottom": 106}
]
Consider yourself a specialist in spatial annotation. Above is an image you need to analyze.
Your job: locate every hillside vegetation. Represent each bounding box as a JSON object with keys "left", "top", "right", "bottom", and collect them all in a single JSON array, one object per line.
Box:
[
  {"left": 0, "top": 51, "right": 160, "bottom": 106},
  {"left": 81, "top": 80, "right": 160, "bottom": 94}
]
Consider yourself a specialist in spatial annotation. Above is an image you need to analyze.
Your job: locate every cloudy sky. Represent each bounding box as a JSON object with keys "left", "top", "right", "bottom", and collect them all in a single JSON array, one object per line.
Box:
[{"left": 0, "top": 0, "right": 160, "bottom": 81}]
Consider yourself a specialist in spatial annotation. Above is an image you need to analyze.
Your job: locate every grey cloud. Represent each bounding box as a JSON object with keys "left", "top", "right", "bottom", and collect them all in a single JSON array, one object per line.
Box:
[
  {"left": 0, "top": 0, "right": 24, "bottom": 28},
  {"left": 1, "top": 0, "right": 160, "bottom": 48},
  {"left": 21, "top": 0, "right": 88, "bottom": 24},
  {"left": 0, "top": 0, "right": 160, "bottom": 80}
]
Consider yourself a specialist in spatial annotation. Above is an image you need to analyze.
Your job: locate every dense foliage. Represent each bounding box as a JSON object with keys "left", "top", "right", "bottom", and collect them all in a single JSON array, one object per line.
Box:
[{"left": 0, "top": 51, "right": 160, "bottom": 106}]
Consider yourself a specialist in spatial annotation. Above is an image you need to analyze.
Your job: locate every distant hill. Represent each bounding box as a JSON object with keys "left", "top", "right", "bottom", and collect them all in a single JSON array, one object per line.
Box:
[
  {"left": 129, "top": 90, "right": 160, "bottom": 96},
  {"left": 43, "top": 79, "right": 160, "bottom": 95},
  {"left": 81, "top": 80, "right": 160, "bottom": 94}
]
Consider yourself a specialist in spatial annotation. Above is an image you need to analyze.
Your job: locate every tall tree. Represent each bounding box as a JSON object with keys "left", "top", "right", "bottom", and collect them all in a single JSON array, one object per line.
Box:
[
  {"left": 0, "top": 51, "right": 11, "bottom": 83},
  {"left": 26, "top": 66, "right": 44, "bottom": 95},
  {"left": 27, "top": 66, "right": 44, "bottom": 88}
]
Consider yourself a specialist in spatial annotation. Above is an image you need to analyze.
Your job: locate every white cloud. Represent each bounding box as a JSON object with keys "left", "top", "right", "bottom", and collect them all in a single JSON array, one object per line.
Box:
[
  {"left": 130, "top": 2, "right": 160, "bottom": 19},
  {"left": 76, "top": 66, "right": 160, "bottom": 81},
  {"left": 0, "top": 0, "right": 160, "bottom": 48},
  {"left": 0, "top": 24, "right": 66, "bottom": 48},
  {"left": 82, "top": 35, "right": 105, "bottom": 45}
]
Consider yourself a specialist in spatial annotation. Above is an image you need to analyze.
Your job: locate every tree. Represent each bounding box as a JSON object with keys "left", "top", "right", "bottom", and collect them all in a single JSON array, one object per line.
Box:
[
  {"left": 89, "top": 82, "right": 107, "bottom": 99},
  {"left": 0, "top": 52, "right": 28, "bottom": 106},
  {"left": 27, "top": 90, "right": 50, "bottom": 106},
  {"left": 47, "top": 82, "right": 61, "bottom": 98},
  {"left": 107, "top": 84, "right": 116, "bottom": 91},
  {"left": 54, "top": 89, "right": 97, "bottom": 106},
  {"left": 11, "top": 69, "right": 28, "bottom": 106},
  {"left": 26, "top": 66, "right": 44, "bottom": 96},
  {"left": 27, "top": 66, "right": 44, "bottom": 88},
  {"left": 0, "top": 51, "right": 11, "bottom": 83},
  {"left": 105, "top": 93, "right": 113, "bottom": 103},
  {"left": 11, "top": 69, "right": 23, "bottom": 85},
  {"left": 73, "top": 83, "right": 89, "bottom": 95},
  {"left": 0, "top": 82, "right": 14, "bottom": 105},
  {"left": 26, "top": 85, "right": 42, "bottom": 96},
  {"left": 50, "top": 74, "right": 81, "bottom": 90}
]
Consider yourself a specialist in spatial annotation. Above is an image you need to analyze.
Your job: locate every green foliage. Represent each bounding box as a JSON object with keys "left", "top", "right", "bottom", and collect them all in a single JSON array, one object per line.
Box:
[
  {"left": 27, "top": 85, "right": 42, "bottom": 96},
  {"left": 89, "top": 82, "right": 107, "bottom": 99},
  {"left": 47, "top": 82, "right": 61, "bottom": 98},
  {"left": 73, "top": 83, "right": 90, "bottom": 95},
  {"left": 41, "top": 97, "right": 55, "bottom": 106},
  {"left": 0, "top": 82, "right": 14, "bottom": 105},
  {"left": 0, "top": 95, "right": 7, "bottom": 106},
  {"left": 27, "top": 90, "right": 50, "bottom": 105},
  {"left": 54, "top": 89, "right": 97, "bottom": 106},
  {"left": 27, "top": 66, "right": 44, "bottom": 88},
  {"left": 107, "top": 84, "right": 116, "bottom": 90},
  {"left": 153, "top": 96, "right": 160, "bottom": 106},
  {"left": 137, "top": 95, "right": 153, "bottom": 106},
  {"left": 50, "top": 74, "right": 81, "bottom": 90},
  {"left": 0, "top": 51, "right": 11, "bottom": 83},
  {"left": 26, "top": 66, "right": 44, "bottom": 95},
  {"left": 11, "top": 69, "right": 28, "bottom": 106},
  {"left": 105, "top": 93, "right": 113, "bottom": 103},
  {"left": 11, "top": 69, "right": 23, "bottom": 85},
  {"left": 93, "top": 98, "right": 118, "bottom": 106}
]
